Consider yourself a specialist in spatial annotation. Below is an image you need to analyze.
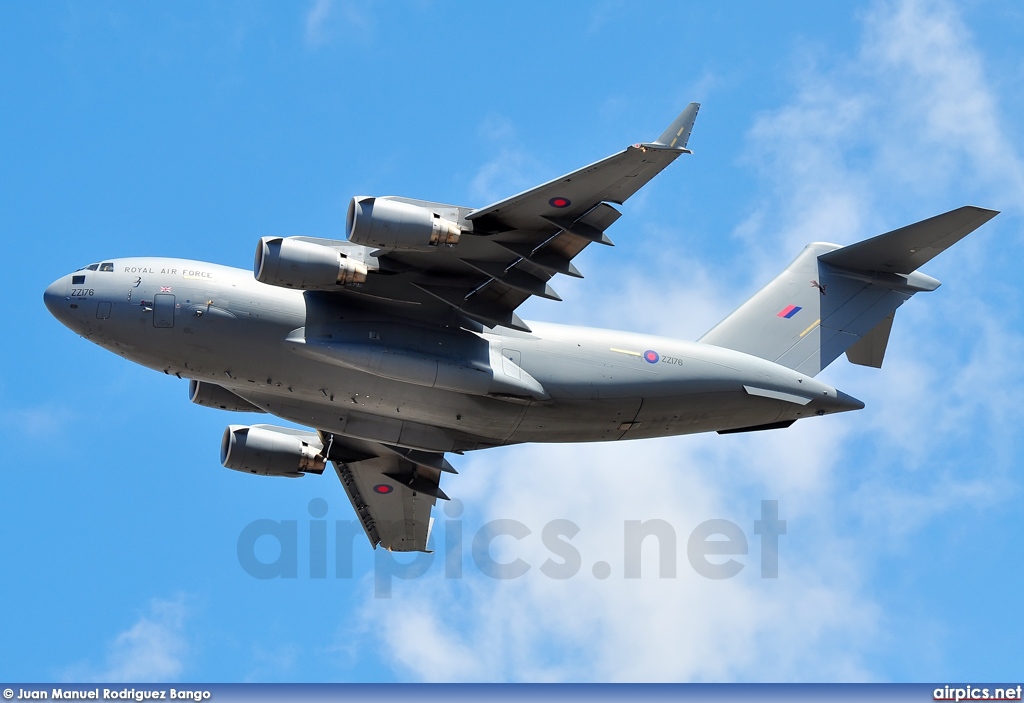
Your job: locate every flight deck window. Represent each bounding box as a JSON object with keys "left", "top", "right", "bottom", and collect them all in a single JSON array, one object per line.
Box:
[
  {"left": 72, "top": 275, "right": 86, "bottom": 285},
  {"left": 86, "top": 264, "right": 99, "bottom": 271},
  {"left": 99, "top": 262, "right": 114, "bottom": 272}
]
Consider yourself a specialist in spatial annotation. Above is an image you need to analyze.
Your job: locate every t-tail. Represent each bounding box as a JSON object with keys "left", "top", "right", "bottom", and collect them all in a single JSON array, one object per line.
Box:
[{"left": 699, "top": 206, "right": 999, "bottom": 376}]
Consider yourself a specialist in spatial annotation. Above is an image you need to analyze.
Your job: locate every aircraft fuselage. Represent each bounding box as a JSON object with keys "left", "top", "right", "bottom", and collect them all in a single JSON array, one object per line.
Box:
[{"left": 44, "top": 257, "right": 860, "bottom": 453}]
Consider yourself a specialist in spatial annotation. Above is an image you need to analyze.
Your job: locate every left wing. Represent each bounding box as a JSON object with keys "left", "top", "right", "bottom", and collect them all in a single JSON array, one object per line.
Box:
[
  {"left": 320, "top": 431, "right": 453, "bottom": 551},
  {"left": 318, "top": 104, "right": 699, "bottom": 332}
]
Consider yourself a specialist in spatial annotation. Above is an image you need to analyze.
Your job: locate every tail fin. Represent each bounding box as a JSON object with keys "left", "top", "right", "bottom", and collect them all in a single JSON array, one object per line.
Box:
[{"left": 699, "top": 206, "right": 998, "bottom": 377}]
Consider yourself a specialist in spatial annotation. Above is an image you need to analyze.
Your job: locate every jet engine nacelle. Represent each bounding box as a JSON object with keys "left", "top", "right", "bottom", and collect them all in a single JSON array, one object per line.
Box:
[
  {"left": 254, "top": 236, "right": 367, "bottom": 289},
  {"left": 189, "top": 380, "right": 266, "bottom": 413},
  {"left": 220, "top": 424, "right": 327, "bottom": 478},
  {"left": 347, "top": 196, "right": 461, "bottom": 250}
]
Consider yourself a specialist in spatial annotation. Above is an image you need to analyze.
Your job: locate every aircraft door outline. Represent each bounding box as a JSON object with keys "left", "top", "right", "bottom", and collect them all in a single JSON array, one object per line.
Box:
[{"left": 153, "top": 294, "right": 175, "bottom": 328}]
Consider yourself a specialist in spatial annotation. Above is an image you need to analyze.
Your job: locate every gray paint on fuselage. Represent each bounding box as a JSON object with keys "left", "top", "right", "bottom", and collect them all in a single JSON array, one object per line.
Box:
[{"left": 44, "top": 258, "right": 856, "bottom": 451}]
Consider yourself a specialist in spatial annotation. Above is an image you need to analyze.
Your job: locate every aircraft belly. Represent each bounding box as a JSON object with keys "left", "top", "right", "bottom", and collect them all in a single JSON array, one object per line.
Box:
[
  {"left": 241, "top": 388, "right": 515, "bottom": 453},
  {"left": 622, "top": 391, "right": 787, "bottom": 439},
  {"left": 507, "top": 397, "right": 642, "bottom": 443}
]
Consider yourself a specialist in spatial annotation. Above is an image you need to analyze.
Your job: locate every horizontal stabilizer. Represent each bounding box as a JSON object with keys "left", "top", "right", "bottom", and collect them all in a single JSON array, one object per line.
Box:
[{"left": 820, "top": 206, "right": 998, "bottom": 274}]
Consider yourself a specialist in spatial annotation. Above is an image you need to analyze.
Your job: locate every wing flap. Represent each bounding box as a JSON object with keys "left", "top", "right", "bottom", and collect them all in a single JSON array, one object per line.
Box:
[{"left": 412, "top": 281, "right": 533, "bottom": 331}]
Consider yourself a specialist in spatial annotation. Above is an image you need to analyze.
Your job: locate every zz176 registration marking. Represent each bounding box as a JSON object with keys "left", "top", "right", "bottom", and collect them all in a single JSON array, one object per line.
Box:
[
  {"left": 610, "top": 347, "right": 685, "bottom": 366},
  {"left": 71, "top": 288, "right": 95, "bottom": 297}
]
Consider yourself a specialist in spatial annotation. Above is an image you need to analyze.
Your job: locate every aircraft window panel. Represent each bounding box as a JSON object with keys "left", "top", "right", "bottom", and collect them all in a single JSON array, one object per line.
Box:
[
  {"left": 99, "top": 262, "right": 114, "bottom": 272},
  {"left": 86, "top": 264, "right": 99, "bottom": 271},
  {"left": 72, "top": 275, "right": 86, "bottom": 285}
]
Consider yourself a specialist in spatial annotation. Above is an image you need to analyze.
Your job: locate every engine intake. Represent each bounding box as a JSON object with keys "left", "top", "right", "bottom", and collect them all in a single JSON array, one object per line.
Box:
[
  {"left": 221, "top": 424, "right": 327, "bottom": 477},
  {"left": 347, "top": 196, "right": 461, "bottom": 250},
  {"left": 255, "top": 236, "right": 367, "bottom": 289}
]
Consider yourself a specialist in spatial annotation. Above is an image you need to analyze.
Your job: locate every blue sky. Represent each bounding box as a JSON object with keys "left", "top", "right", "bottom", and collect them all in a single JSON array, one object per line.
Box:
[{"left": 2, "top": 0, "right": 1024, "bottom": 683}]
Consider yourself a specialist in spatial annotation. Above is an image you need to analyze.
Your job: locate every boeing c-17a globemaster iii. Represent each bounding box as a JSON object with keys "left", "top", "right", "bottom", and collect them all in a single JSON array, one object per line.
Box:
[{"left": 44, "top": 104, "right": 998, "bottom": 552}]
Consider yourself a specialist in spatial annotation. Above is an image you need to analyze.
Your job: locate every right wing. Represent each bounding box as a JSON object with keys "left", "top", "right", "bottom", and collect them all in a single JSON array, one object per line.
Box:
[{"left": 320, "top": 431, "right": 453, "bottom": 552}]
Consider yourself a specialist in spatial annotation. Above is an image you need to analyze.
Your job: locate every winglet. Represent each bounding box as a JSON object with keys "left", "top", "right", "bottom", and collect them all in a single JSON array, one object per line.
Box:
[{"left": 653, "top": 102, "right": 700, "bottom": 150}]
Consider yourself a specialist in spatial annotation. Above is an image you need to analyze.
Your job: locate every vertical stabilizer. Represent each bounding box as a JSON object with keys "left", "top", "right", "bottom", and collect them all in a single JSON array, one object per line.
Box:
[{"left": 699, "top": 206, "right": 998, "bottom": 376}]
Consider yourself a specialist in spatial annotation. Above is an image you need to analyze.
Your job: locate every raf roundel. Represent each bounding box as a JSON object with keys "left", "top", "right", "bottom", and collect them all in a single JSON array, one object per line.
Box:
[
  {"left": 548, "top": 197, "right": 571, "bottom": 209},
  {"left": 643, "top": 350, "right": 660, "bottom": 364},
  {"left": 372, "top": 484, "right": 394, "bottom": 495}
]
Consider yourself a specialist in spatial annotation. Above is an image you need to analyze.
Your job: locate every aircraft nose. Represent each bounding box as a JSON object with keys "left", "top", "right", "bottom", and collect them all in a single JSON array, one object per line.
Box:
[{"left": 44, "top": 276, "right": 71, "bottom": 323}]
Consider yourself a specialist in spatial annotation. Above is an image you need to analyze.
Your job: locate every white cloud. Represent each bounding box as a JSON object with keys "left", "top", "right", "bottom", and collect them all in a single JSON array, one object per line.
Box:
[
  {"left": 357, "top": 0, "right": 1024, "bottom": 682},
  {"left": 304, "top": 0, "right": 333, "bottom": 47},
  {"left": 468, "top": 115, "right": 550, "bottom": 206},
  {"left": 361, "top": 434, "right": 879, "bottom": 682},
  {"left": 303, "top": 0, "right": 375, "bottom": 48},
  {"left": 1, "top": 402, "right": 77, "bottom": 439},
  {"left": 65, "top": 595, "right": 190, "bottom": 682},
  {"left": 861, "top": 0, "right": 1024, "bottom": 208}
]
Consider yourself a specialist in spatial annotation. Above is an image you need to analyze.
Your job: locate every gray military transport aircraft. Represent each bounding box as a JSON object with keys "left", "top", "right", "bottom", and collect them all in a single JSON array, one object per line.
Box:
[{"left": 44, "top": 104, "right": 997, "bottom": 552}]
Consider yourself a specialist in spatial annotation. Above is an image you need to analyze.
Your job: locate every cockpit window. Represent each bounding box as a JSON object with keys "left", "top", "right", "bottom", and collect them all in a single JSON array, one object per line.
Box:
[
  {"left": 99, "top": 262, "right": 114, "bottom": 272},
  {"left": 85, "top": 264, "right": 99, "bottom": 271},
  {"left": 72, "top": 275, "right": 86, "bottom": 285}
]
